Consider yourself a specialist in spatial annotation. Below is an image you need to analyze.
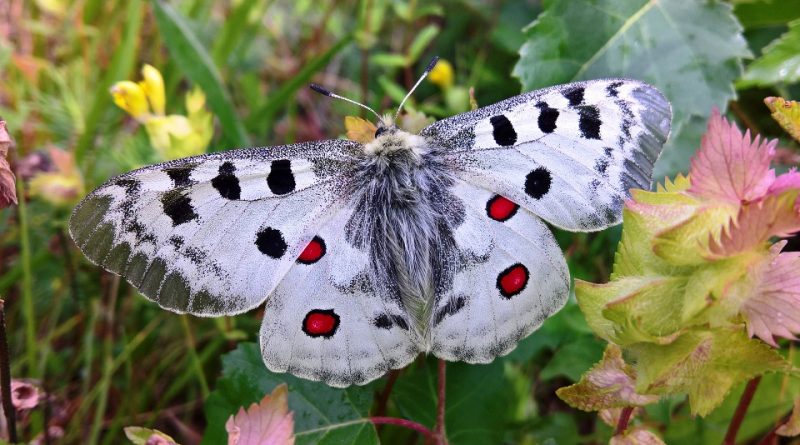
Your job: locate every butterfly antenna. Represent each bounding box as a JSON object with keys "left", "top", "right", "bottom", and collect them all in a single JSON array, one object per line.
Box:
[
  {"left": 394, "top": 56, "right": 440, "bottom": 121},
  {"left": 309, "top": 83, "right": 382, "bottom": 121}
]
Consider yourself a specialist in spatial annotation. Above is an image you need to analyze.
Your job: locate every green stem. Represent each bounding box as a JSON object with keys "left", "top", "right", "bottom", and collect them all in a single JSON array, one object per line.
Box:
[
  {"left": 0, "top": 300, "right": 18, "bottom": 443},
  {"left": 181, "top": 315, "right": 209, "bottom": 398},
  {"left": 16, "top": 180, "right": 37, "bottom": 378},
  {"left": 88, "top": 275, "right": 120, "bottom": 445}
]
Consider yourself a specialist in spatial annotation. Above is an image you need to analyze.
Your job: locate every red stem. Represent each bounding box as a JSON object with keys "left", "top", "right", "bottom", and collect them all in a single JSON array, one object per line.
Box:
[
  {"left": 436, "top": 359, "right": 447, "bottom": 443},
  {"left": 370, "top": 416, "right": 436, "bottom": 439},
  {"left": 615, "top": 406, "right": 634, "bottom": 435},
  {"left": 0, "top": 300, "right": 17, "bottom": 443},
  {"left": 724, "top": 377, "right": 762, "bottom": 445}
]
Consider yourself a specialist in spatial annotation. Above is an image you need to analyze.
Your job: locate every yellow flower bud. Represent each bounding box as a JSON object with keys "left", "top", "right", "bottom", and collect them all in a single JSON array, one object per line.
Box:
[
  {"left": 110, "top": 81, "right": 150, "bottom": 120},
  {"left": 428, "top": 59, "right": 454, "bottom": 90},
  {"left": 185, "top": 86, "right": 207, "bottom": 115},
  {"left": 145, "top": 114, "right": 211, "bottom": 160},
  {"left": 140, "top": 64, "right": 166, "bottom": 116}
]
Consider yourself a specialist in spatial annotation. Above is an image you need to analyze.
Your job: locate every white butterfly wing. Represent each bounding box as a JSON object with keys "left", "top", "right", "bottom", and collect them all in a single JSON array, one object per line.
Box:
[
  {"left": 70, "top": 140, "right": 359, "bottom": 316},
  {"left": 260, "top": 202, "right": 419, "bottom": 387},
  {"left": 430, "top": 180, "right": 569, "bottom": 361},
  {"left": 422, "top": 79, "right": 671, "bottom": 231}
]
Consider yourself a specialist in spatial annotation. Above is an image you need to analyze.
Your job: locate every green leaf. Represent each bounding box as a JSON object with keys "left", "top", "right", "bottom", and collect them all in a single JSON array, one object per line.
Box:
[
  {"left": 391, "top": 357, "right": 517, "bottom": 445},
  {"left": 152, "top": 0, "right": 250, "bottom": 148},
  {"left": 540, "top": 335, "right": 605, "bottom": 382},
  {"left": 202, "top": 343, "right": 377, "bottom": 445},
  {"left": 371, "top": 53, "right": 409, "bottom": 68},
  {"left": 734, "top": 0, "right": 800, "bottom": 29},
  {"left": 513, "top": 0, "right": 750, "bottom": 179},
  {"left": 124, "top": 426, "right": 178, "bottom": 445},
  {"left": 741, "top": 19, "right": 800, "bottom": 87},
  {"left": 629, "top": 328, "right": 791, "bottom": 416},
  {"left": 406, "top": 25, "right": 440, "bottom": 63}
]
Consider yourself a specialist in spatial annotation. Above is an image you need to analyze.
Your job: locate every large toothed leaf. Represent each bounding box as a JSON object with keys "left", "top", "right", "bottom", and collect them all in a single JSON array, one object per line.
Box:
[
  {"left": 740, "top": 249, "right": 800, "bottom": 347},
  {"left": 203, "top": 343, "right": 377, "bottom": 445},
  {"left": 391, "top": 357, "right": 516, "bottom": 445},
  {"left": 513, "top": 0, "right": 749, "bottom": 180},
  {"left": 629, "top": 328, "right": 790, "bottom": 417},
  {"left": 765, "top": 96, "right": 800, "bottom": 143}
]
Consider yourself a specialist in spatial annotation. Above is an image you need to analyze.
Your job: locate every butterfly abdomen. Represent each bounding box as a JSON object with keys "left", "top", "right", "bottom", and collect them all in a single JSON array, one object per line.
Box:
[{"left": 345, "top": 132, "right": 464, "bottom": 343}]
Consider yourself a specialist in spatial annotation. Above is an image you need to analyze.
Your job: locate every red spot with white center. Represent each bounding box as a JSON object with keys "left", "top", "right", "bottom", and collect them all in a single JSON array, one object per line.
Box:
[
  {"left": 302, "top": 309, "right": 340, "bottom": 338},
  {"left": 497, "top": 264, "right": 529, "bottom": 298},
  {"left": 486, "top": 195, "right": 519, "bottom": 222},
  {"left": 297, "top": 236, "right": 326, "bottom": 264}
]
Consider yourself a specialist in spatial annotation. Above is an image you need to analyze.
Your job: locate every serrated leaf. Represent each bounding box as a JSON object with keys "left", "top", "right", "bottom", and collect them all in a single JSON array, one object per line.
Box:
[
  {"left": 629, "top": 328, "right": 791, "bottom": 416},
  {"left": 226, "top": 384, "right": 294, "bottom": 445},
  {"left": 741, "top": 19, "right": 800, "bottom": 87},
  {"left": 202, "top": 343, "right": 377, "bottom": 445},
  {"left": 765, "top": 96, "right": 800, "bottom": 143},
  {"left": 513, "top": 0, "right": 749, "bottom": 179},
  {"left": 740, "top": 250, "right": 800, "bottom": 347},
  {"left": 557, "top": 344, "right": 659, "bottom": 411},
  {"left": 391, "top": 357, "right": 517, "bottom": 445}
]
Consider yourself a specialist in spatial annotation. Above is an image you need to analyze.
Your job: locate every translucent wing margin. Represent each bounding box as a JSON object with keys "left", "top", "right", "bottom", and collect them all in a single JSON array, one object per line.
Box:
[{"left": 70, "top": 140, "right": 360, "bottom": 316}]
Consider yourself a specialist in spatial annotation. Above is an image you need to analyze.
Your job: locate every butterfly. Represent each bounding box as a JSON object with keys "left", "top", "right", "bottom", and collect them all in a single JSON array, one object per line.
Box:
[{"left": 70, "top": 57, "right": 671, "bottom": 387}]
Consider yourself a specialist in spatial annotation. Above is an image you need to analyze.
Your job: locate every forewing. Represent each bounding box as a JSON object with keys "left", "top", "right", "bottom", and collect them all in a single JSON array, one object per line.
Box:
[
  {"left": 260, "top": 202, "right": 419, "bottom": 387},
  {"left": 422, "top": 79, "right": 671, "bottom": 231},
  {"left": 69, "top": 140, "right": 359, "bottom": 316},
  {"left": 430, "top": 180, "right": 569, "bottom": 362}
]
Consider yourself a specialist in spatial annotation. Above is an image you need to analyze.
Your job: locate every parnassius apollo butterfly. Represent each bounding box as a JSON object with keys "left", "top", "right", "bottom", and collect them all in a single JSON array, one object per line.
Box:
[{"left": 70, "top": 58, "right": 671, "bottom": 387}]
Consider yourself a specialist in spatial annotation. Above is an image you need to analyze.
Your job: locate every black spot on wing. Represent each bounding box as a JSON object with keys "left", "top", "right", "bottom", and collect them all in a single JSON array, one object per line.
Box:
[
  {"left": 374, "top": 314, "right": 392, "bottom": 329},
  {"left": 489, "top": 115, "right": 517, "bottom": 146},
  {"left": 563, "top": 87, "right": 584, "bottom": 106},
  {"left": 577, "top": 105, "right": 602, "bottom": 140},
  {"left": 165, "top": 166, "right": 195, "bottom": 188},
  {"left": 267, "top": 159, "right": 296, "bottom": 195},
  {"left": 535, "top": 102, "right": 558, "bottom": 133},
  {"left": 525, "top": 167, "right": 552, "bottom": 199},
  {"left": 607, "top": 81, "right": 624, "bottom": 97},
  {"left": 255, "top": 227, "right": 287, "bottom": 259},
  {"left": 211, "top": 161, "right": 241, "bottom": 200},
  {"left": 595, "top": 158, "right": 609, "bottom": 176},
  {"left": 160, "top": 190, "right": 198, "bottom": 226},
  {"left": 115, "top": 178, "right": 141, "bottom": 194}
]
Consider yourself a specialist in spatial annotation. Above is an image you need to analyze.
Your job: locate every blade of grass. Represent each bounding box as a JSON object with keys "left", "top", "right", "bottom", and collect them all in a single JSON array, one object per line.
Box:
[
  {"left": 15, "top": 180, "right": 36, "bottom": 378},
  {"left": 153, "top": 0, "right": 250, "bottom": 149},
  {"left": 211, "top": 0, "right": 259, "bottom": 67},
  {"left": 246, "top": 34, "right": 353, "bottom": 137},
  {"left": 74, "top": 0, "right": 143, "bottom": 163},
  {"left": 180, "top": 315, "right": 209, "bottom": 398}
]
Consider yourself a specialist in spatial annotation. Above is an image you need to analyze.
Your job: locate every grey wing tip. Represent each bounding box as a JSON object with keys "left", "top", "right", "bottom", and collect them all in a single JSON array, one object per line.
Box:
[{"left": 625, "top": 84, "right": 673, "bottom": 192}]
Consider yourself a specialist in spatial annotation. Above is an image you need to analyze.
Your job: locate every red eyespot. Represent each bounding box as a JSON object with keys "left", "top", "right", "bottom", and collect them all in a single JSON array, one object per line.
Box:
[
  {"left": 302, "top": 309, "right": 340, "bottom": 338},
  {"left": 497, "top": 264, "right": 529, "bottom": 298},
  {"left": 486, "top": 195, "right": 519, "bottom": 222},
  {"left": 297, "top": 236, "right": 326, "bottom": 264}
]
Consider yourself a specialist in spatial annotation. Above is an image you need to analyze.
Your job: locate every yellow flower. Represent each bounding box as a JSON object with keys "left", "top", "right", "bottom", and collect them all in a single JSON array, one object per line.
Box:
[
  {"left": 139, "top": 64, "right": 165, "bottom": 115},
  {"left": 29, "top": 148, "right": 84, "bottom": 207},
  {"left": 428, "top": 59, "right": 454, "bottom": 90},
  {"left": 110, "top": 65, "right": 213, "bottom": 160},
  {"left": 110, "top": 81, "right": 150, "bottom": 121}
]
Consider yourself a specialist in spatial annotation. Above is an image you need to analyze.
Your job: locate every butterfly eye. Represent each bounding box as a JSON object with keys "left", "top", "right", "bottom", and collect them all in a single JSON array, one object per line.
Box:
[{"left": 375, "top": 127, "right": 388, "bottom": 138}]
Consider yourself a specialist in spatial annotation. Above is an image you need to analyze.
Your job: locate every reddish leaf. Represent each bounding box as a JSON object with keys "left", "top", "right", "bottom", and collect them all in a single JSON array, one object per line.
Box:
[
  {"left": 741, "top": 247, "right": 800, "bottom": 346},
  {"left": 689, "top": 109, "right": 777, "bottom": 203},
  {"left": 0, "top": 121, "right": 17, "bottom": 208},
  {"left": 226, "top": 384, "right": 294, "bottom": 445}
]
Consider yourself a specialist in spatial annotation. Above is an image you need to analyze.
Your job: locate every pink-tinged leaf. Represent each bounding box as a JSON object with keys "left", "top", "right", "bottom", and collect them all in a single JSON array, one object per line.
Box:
[
  {"left": 777, "top": 397, "right": 800, "bottom": 437},
  {"left": 688, "top": 109, "right": 777, "bottom": 203},
  {"left": 124, "top": 426, "right": 179, "bottom": 445},
  {"left": 709, "top": 190, "right": 800, "bottom": 257},
  {"left": 0, "top": 121, "right": 17, "bottom": 208},
  {"left": 10, "top": 379, "right": 40, "bottom": 410},
  {"left": 226, "top": 384, "right": 294, "bottom": 445},
  {"left": 741, "top": 249, "right": 800, "bottom": 347},
  {"left": 556, "top": 344, "right": 660, "bottom": 411},
  {"left": 769, "top": 169, "right": 800, "bottom": 195},
  {"left": 610, "top": 427, "right": 666, "bottom": 445}
]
